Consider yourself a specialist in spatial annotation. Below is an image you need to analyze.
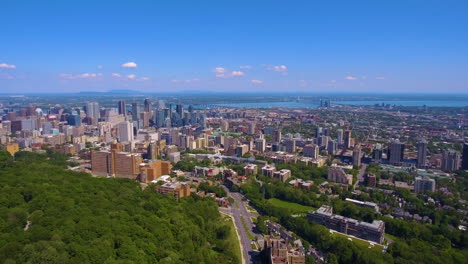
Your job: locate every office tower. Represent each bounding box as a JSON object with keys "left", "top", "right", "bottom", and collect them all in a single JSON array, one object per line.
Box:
[
  {"left": 337, "top": 129, "right": 343, "bottom": 145},
  {"left": 388, "top": 140, "right": 405, "bottom": 165},
  {"left": 188, "top": 104, "right": 194, "bottom": 113},
  {"left": 131, "top": 103, "right": 140, "bottom": 121},
  {"left": 117, "top": 121, "right": 134, "bottom": 142},
  {"left": 327, "top": 140, "right": 337, "bottom": 155},
  {"left": 156, "top": 109, "right": 166, "bottom": 128},
  {"left": 417, "top": 140, "right": 427, "bottom": 168},
  {"left": 373, "top": 147, "right": 383, "bottom": 162},
  {"left": 274, "top": 129, "right": 282, "bottom": 143},
  {"left": 344, "top": 130, "right": 352, "bottom": 148},
  {"left": 67, "top": 114, "right": 81, "bottom": 126},
  {"left": 176, "top": 104, "right": 183, "bottom": 116},
  {"left": 303, "top": 144, "right": 319, "bottom": 158},
  {"left": 255, "top": 138, "right": 266, "bottom": 152},
  {"left": 441, "top": 150, "right": 461, "bottom": 171},
  {"left": 144, "top": 98, "right": 151, "bottom": 112},
  {"left": 85, "top": 102, "right": 100, "bottom": 123},
  {"left": 157, "top": 100, "right": 165, "bottom": 109},
  {"left": 118, "top": 100, "right": 126, "bottom": 116},
  {"left": 316, "top": 127, "right": 322, "bottom": 137},
  {"left": 353, "top": 145, "right": 362, "bottom": 166},
  {"left": 168, "top": 104, "right": 173, "bottom": 120},
  {"left": 319, "top": 135, "right": 329, "bottom": 147},
  {"left": 414, "top": 176, "right": 436, "bottom": 193},
  {"left": 462, "top": 143, "right": 468, "bottom": 170},
  {"left": 200, "top": 113, "right": 207, "bottom": 128}
]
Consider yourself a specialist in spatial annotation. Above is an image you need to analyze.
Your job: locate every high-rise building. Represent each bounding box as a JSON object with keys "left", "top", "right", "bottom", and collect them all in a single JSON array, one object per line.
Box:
[
  {"left": 144, "top": 98, "right": 151, "bottom": 112},
  {"left": 441, "top": 150, "right": 461, "bottom": 171},
  {"left": 274, "top": 129, "right": 282, "bottom": 143},
  {"left": 176, "top": 104, "right": 183, "bottom": 116},
  {"left": 417, "top": 140, "right": 427, "bottom": 168},
  {"left": 248, "top": 121, "right": 256, "bottom": 135},
  {"left": 337, "top": 129, "right": 343, "bottom": 146},
  {"left": 462, "top": 143, "right": 468, "bottom": 170},
  {"left": 85, "top": 102, "right": 100, "bottom": 123},
  {"left": 117, "top": 121, "right": 133, "bottom": 142},
  {"left": 255, "top": 138, "right": 266, "bottom": 152},
  {"left": 388, "top": 140, "right": 405, "bottom": 165},
  {"left": 118, "top": 100, "right": 126, "bottom": 116},
  {"left": 327, "top": 140, "right": 337, "bottom": 155},
  {"left": 67, "top": 114, "right": 81, "bottom": 126},
  {"left": 344, "top": 130, "right": 352, "bottom": 149},
  {"left": 414, "top": 176, "right": 436, "bottom": 193},
  {"left": 353, "top": 145, "right": 362, "bottom": 167},
  {"left": 131, "top": 103, "right": 140, "bottom": 121},
  {"left": 284, "top": 139, "right": 296, "bottom": 153},
  {"left": 303, "top": 144, "right": 319, "bottom": 158}
]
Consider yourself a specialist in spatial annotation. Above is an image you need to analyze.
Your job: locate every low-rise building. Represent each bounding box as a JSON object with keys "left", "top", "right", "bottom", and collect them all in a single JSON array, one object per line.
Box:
[
  {"left": 155, "top": 181, "right": 191, "bottom": 199},
  {"left": 307, "top": 206, "right": 385, "bottom": 244}
]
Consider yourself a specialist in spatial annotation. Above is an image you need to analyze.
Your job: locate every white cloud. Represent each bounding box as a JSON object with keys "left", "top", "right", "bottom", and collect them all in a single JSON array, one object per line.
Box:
[
  {"left": 212, "top": 67, "right": 227, "bottom": 78},
  {"left": 213, "top": 67, "right": 226, "bottom": 73},
  {"left": 251, "top": 79, "right": 263, "bottom": 84},
  {"left": 138, "top": 77, "right": 150, "bottom": 81},
  {"left": 231, "top": 71, "right": 245, "bottom": 77},
  {"left": 172, "top": 78, "right": 200, "bottom": 83},
  {"left": 59, "top": 73, "right": 100, "bottom": 79},
  {"left": 121, "top": 62, "right": 137, "bottom": 68},
  {"left": 268, "top": 65, "right": 287, "bottom": 72},
  {"left": 376, "top": 76, "right": 386, "bottom": 80},
  {"left": 299, "top": 80, "right": 308, "bottom": 87},
  {"left": 0, "top": 73, "right": 14, "bottom": 80},
  {"left": 97, "top": 65, "right": 103, "bottom": 70},
  {"left": 345, "top": 75, "right": 357, "bottom": 80},
  {"left": 239, "top": 65, "right": 252, "bottom": 70},
  {"left": 0, "top": 63, "right": 16, "bottom": 69},
  {"left": 111, "top": 73, "right": 121, "bottom": 78},
  {"left": 127, "top": 74, "right": 136, "bottom": 79}
]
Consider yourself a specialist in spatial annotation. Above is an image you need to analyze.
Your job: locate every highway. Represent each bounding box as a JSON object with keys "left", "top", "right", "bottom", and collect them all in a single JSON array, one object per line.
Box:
[{"left": 221, "top": 186, "right": 259, "bottom": 264}]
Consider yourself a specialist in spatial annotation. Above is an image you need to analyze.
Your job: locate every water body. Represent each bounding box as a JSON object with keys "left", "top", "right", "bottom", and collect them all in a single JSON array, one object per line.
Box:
[{"left": 211, "top": 100, "right": 468, "bottom": 108}]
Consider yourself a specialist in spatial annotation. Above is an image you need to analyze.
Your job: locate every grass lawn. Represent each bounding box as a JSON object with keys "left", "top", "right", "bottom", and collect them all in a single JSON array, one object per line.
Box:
[
  {"left": 268, "top": 198, "right": 314, "bottom": 213},
  {"left": 331, "top": 231, "right": 384, "bottom": 251},
  {"left": 223, "top": 216, "right": 243, "bottom": 264},
  {"left": 240, "top": 216, "right": 255, "bottom": 240}
]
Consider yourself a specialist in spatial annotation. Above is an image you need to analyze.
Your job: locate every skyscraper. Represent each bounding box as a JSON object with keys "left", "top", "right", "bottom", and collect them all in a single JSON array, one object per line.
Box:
[
  {"left": 344, "top": 130, "right": 352, "bottom": 149},
  {"left": 118, "top": 100, "right": 126, "bottom": 116},
  {"left": 441, "top": 150, "right": 461, "bottom": 171},
  {"left": 353, "top": 145, "right": 362, "bottom": 167},
  {"left": 85, "top": 102, "right": 100, "bottom": 123},
  {"left": 132, "top": 103, "right": 140, "bottom": 121},
  {"left": 117, "top": 121, "right": 134, "bottom": 142},
  {"left": 336, "top": 129, "right": 343, "bottom": 146},
  {"left": 417, "top": 140, "right": 427, "bottom": 168},
  {"left": 176, "top": 104, "right": 183, "bottom": 117},
  {"left": 462, "top": 143, "right": 468, "bottom": 170},
  {"left": 388, "top": 140, "right": 405, "bottom": 165},
  {"left": 144, "top": 98, "right": 151, "bottom": 112}
]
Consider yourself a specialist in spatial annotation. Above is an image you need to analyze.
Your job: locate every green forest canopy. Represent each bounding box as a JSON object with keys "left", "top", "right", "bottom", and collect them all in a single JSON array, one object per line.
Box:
[{"left": 0, "top": 150, "right": 239, "bottom": 264}]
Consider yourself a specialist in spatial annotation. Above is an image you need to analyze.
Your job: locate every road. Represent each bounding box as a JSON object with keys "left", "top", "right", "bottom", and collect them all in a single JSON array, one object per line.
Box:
[
  {"left": 354, "top": 163, "right": 368, "bottom": 188},
  {"left": 221, "top": 186, "right": 259, "bottom": 264}
]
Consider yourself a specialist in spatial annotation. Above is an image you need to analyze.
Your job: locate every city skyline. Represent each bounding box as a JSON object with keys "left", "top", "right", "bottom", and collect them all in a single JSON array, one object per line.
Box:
[{"left": 1, "top": 1, "right": 468, "bottom": 93}]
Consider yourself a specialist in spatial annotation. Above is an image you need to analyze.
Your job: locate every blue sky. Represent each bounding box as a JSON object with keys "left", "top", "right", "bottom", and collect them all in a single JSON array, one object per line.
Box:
[{"left": 1, "top": 0, "right": 467, "bottom": 93}]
